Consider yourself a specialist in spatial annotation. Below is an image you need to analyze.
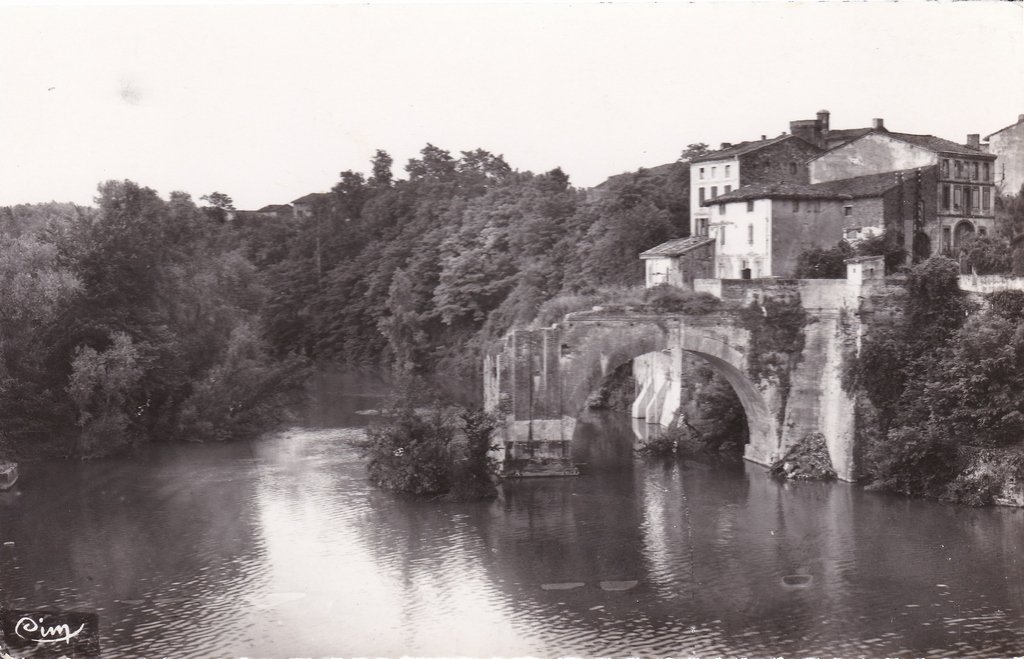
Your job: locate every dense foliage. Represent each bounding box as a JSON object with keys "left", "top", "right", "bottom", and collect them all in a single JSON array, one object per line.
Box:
[
  {"left": 842, "top": 257, "right": 1024, "bottom": 498},
  {"left": 793, "top": 232, "right": 906, "bottom": 279},
  {"left": 0, "top": 182, "right": 308, "bottom": 459},
  {"left": 255, "top": 146, "right": 691, "bottom": 390}
]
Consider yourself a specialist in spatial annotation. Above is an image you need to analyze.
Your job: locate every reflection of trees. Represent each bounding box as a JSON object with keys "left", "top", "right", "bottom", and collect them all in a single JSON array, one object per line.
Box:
[{"left": 0, "top": 442, "right": 267, "bottom": 656}]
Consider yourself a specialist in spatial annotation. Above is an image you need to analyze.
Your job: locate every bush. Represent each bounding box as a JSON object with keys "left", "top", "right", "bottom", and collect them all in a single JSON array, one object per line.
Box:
[
  {"left": 643, "top": 284, "right": 720, "bottom": 314},
  {"left": 364, "top": 404, "right": 499, "bottom": 499},
  {"left": 794, "top": 242, "right": 854, "bottom": 278},
  {"left": 366, "top": 405, "right": 457, "bottom": 495},
  {"left": 769, "top": 433, "right": 836, "bottom": 481},
  {"left": 865, "top": 426, "right": 958, "bottom": 497},
  {"left": 960, "top": 235, "right": 1012, "bottom": 275},
  {"left": 175, "top": 323, "right": 310, "bottom": 442}
]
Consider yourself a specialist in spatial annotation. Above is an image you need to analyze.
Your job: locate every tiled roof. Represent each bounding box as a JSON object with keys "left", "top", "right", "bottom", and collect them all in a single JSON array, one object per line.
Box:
[
  {"left": 690, "top": 134, "right": 807, "bottom": 163},
  {"left": 640, "top": 236, "right": 715, "bottom": 258},
  {"left": 292, "top": 192, "right": 330, "bottom": 205},
  {"left": 703, "top": 182, "right": 850, "bottom": 205},
  {"left": 257, "top": 204, "right": 293, "bottom": 213},
  {"left": 985, "top": 116, "right": 1024, "bottom": 140},
  {"left": 825, "top": 127, "right": 876, "bottom": 144},
  {"left": 885, "top": 132, "right": 995, "bottom": 158},
  {"left": 810, "top": 167, "right": 935, "bottom": 198}
]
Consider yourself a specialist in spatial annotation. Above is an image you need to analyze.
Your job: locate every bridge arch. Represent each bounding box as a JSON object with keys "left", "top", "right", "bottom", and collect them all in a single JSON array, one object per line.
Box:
[{"left": 556, "top": 318, "right": 777, "bottom": 464}]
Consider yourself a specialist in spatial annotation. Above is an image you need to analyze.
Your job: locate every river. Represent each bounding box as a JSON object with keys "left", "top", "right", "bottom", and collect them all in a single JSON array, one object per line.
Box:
[{"left": 1, "top": 372, "right": 1023, "bottom": 657}]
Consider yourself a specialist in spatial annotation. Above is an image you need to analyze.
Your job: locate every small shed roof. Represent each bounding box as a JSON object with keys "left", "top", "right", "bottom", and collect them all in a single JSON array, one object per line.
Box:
[{"left": 640, "top": 236, "right": 715, "bottom": 258}]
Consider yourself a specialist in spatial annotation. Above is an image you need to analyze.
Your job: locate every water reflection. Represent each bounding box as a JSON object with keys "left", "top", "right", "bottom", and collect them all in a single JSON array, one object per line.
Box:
[{"left": 1, "top": 398, "right": 1024, "bottom": 656}]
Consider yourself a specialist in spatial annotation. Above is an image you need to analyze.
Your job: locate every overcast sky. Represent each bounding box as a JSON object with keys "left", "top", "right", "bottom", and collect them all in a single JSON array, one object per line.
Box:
[{"left": 0, "top": 2, "right": 1022, "bottom": 210}]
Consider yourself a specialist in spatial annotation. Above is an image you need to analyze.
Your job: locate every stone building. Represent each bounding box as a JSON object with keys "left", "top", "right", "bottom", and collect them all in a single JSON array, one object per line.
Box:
[
  {"left": 689, "top": 135, "right": 824, "bottom": 239},
  {"left": 699, "top": 183, "right": 849, "bottom": 278},
  {"left": 809, "top": 130, "right": 996, "bottom": 255},
  {"left": 984, "top": 114, "right": 1024, "bottom": 197}
]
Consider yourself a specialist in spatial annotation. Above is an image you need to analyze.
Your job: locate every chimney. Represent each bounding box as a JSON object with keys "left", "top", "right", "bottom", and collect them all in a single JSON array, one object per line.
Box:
[
  {"left": 761, "top": 135, "right": 767, "bottom": 140},
  {"left": 720, "top": 142, "right": 732, "bottom": 149},
  {"left": 816, "top": 109, "right": 830, "bottom": 134},
  {"left": 872, "top": 118, "right": 885, "bottom": 130},
  {"left": 1018, "top": 113, "right": 1024, "bottom": 123},
  {"left": 967, "top": 134, "right": 980, "bottom": 150}
]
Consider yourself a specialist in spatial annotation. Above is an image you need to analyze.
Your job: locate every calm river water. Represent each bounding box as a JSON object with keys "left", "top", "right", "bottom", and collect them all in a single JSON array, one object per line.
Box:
[{"left": 2, "top": 372, "right": 1024, "bottom": 657}]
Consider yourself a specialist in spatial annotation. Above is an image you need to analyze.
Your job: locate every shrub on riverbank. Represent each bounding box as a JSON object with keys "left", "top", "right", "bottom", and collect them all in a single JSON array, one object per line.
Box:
[
  {"left": 770, "top": 433, "right": 837, "bottom": 481},
  {"left": 364, "top": 404, "right": 499, "bottom": 500}
]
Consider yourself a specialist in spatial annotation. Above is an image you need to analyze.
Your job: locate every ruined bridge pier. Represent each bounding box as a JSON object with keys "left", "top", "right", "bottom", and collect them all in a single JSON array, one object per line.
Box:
[{"left": 484, "top": 277, "right": 869, "bottom": 481}]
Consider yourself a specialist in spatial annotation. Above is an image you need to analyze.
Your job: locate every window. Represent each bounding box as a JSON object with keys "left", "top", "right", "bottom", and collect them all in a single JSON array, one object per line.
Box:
[
  {"left": 746, "top": 200, "right": 755, "bottom": 212},
  {"left": 941, "top": 184, "right": 951, "bottom": 210},
  {"left": 718, "top": 203, "right": 725, "bottom": 215},
  {"left": 979, "top": 227, "right": 988, "bottom": 236},
  {"left": 941, "top": 159, "right": 950, "bottom": 177},
  {"left": 699, "top": 187, "right": 706, "bottom": 204},
  {"left": 963, "top": 187, "right": 973, "bottom": 212},
  {"left": 943, "top": 227, "right": 952, "bottom": 252},
  {"left": 953, "top": 185, "right": 962, "bottom": 210},
  {"left": 971, "top": 162, "right": 979, "bottom": 181},
  {"left": 699, "top": 167, "right": 705, "bottom": 180},
  {"left": 814, "top": 200, "right": 822, "bottom": 212},
  {"left": 719, "top": 226, "right": 726, "bottom": 245},
  {"left": 955, "top": 160, "right": 963, "bottom": 178},
  {"left": 724, "top": 185, "right": 732, "bottom": 194},
  {"left": 793, "top": 199, "right": 800, "bottom": 212},
  {"left": 725, "top": 165, "right": 731, "bottom": 177},
  {"left": 984, "top": 162, "right": 991, "bottom": 181},
  {"left": 844, "top": 205, "right": 853, "bottom": 217},
  {"left": 711, "top": 166, "right": 717, "bottom": 177},
  {"left": 698, "top": 218, "right": 708, "bottom": 236},
  {"left": 983, "top": 187, "right": 991, "bottom": 211},
  {"left": 789, "top": 162, "right": 797, "bottom": 175},
  {"left": 711, "top": 186, "right": 718, "bottom": 198},
  {"left": 748, "top": 224, "right": 754, "bottom": 244},
  {"left": 972, "top": 186, "right": 980, "bottom": 211}
]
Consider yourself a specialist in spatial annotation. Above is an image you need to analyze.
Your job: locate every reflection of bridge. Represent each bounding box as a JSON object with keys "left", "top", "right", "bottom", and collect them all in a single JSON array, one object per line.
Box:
[{"left": 485, "top": 272, "right": 878, "bottom": 482}]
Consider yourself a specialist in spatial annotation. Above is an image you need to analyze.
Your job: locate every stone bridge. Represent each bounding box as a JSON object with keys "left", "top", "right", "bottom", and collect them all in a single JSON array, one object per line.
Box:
[{"left": 484, "top": 275, "right": 874, "bottom": 482}]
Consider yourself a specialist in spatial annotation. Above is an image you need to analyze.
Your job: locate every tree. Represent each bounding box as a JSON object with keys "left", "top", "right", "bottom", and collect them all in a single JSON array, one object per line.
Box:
[
  {"left": 200, "top": 191, "right": 235, "bottom": 210},
  {"left": 370, "top": 149, "right": 394, "bottom": 188},
  {"left": 679, "top": 143, "right": 711, "bottom": 163}
]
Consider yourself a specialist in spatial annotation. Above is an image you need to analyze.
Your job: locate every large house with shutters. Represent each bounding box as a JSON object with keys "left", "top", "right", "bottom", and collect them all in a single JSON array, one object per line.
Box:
[{"left": 809, "top": 129, "right": 997, "bottom": 256}]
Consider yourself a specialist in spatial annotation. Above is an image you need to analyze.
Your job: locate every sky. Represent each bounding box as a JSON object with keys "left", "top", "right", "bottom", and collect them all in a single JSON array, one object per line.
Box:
[{"left": 0, "top": 2, "right": 1022, "bottom": 210}]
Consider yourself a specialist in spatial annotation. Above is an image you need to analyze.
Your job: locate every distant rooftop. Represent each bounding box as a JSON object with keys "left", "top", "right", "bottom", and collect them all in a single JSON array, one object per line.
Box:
[
  {"left": 690, "top": 134, "right": 811, "bottom": 164},
  {"left": 291, "top": 192, "right": 330, "bottom": 205},
  {"left": 810, "top": 167, "right": 936, "bottom": 198},
  {"left": 880, "top": 132, "right": 994, "bottom": 158}
]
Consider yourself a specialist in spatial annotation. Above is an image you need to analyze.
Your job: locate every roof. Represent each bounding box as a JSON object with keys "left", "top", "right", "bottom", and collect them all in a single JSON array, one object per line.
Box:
[
  {"left": 985, "top": 116, "right": 1024, "bottom": 140},
  {"left": 884, "top": 132, "right": 995, "bottom": 158},
  {"left": 690, "top": 134, "right": 815, "bottom": 164},
  {"left": 810, "top": 167, "right": 935, "bottom": 198},
  {"left": 257, "top": 204, "right": 293, "bottom": 213},
  {"left": 291, "top": 192, "right": 330, "bottom": 205},
  {"left": 640, "top": 236, "right": 715, "bottom": 258},
  {"left": 824, "top": 127, "right": 876, "bottom": 144},
  {"left": 703, "top": 182, "right": 850, "bottom": 206}
]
